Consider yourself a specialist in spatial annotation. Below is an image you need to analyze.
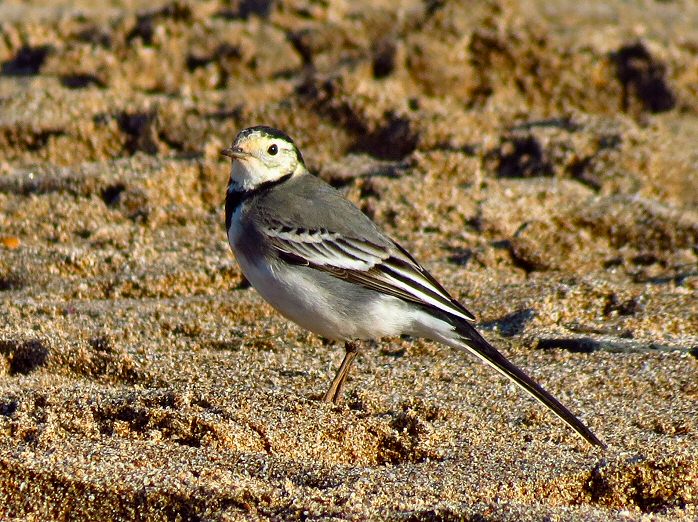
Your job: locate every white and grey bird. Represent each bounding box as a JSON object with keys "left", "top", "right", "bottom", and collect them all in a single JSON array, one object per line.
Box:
[{"left": 222, "top": 125, "right": 605, "bottom": 448}]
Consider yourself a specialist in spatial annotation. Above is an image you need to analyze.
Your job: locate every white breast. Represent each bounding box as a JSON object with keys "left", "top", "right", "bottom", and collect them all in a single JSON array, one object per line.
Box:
[
  {"left": 226, "top": 206, "right": 423, "bottom": 341},
  {"left": 227, "top": 207, "right": 343, "bottom": 339}
]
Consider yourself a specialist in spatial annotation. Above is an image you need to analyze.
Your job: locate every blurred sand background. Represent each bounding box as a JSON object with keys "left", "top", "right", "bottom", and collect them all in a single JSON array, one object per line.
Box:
[{"left": 0, "top": 0, "right": 697, "bottom": 520}]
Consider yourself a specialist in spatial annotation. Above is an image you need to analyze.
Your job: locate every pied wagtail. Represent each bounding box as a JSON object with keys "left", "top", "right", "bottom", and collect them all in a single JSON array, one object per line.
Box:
[{"left": 222, "top": 125, "right": 605, "bottom": 448}]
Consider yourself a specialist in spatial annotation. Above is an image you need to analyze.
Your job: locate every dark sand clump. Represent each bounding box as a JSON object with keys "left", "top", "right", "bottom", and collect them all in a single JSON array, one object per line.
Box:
[{"left": 0, "top": 0, "right": 697, "bottom": 520}]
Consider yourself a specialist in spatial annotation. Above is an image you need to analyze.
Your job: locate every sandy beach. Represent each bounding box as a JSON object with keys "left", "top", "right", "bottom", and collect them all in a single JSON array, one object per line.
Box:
[{"left": 0, "top": 0, "right": 696, "bottom": 520}]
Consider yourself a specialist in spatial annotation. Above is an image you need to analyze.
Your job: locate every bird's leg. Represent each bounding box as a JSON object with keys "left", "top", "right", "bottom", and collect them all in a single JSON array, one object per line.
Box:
[{"left": 323, "top": 341, "right": 360, "bottom": 404}]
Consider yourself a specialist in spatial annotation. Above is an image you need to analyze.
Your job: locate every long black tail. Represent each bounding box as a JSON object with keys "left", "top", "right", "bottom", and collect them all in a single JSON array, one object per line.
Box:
[{"left": 444, "top": 319, "right": 605, "bottom": 448}]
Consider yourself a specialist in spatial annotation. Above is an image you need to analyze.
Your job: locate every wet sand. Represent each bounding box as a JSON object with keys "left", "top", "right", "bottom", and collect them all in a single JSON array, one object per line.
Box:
[{"left": 0, "top": 0, "right": 696, "bottom": 520}]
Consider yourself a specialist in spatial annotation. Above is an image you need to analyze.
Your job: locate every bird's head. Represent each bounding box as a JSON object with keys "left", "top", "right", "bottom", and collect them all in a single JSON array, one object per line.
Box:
[{"left": 222, "top": 126, "right": 306, "bottom": 191}]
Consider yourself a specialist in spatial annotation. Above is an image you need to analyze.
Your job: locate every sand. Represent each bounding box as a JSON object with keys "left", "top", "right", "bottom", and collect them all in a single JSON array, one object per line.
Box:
[{"left": 0, "top": 0, "right": 696, "bottom": 520}]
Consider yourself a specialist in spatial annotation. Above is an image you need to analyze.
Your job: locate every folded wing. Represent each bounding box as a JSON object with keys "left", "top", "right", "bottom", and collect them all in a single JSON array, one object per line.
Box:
[{"left": 263, "top": 221, "right": 475, "bottom": 323}]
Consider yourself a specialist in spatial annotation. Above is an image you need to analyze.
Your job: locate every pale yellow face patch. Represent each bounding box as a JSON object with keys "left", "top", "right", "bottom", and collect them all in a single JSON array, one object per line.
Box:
[
  {"left": 234, "top": 134, "right": 274, "bottom": 158},
  {"left": 228, "top": 130, "right": 304, "bottom": 191}
]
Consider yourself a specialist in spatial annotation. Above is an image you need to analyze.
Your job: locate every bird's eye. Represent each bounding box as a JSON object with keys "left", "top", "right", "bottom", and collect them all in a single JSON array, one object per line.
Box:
[{"left": 267, "top": 144, "right": 278, "bottom": 155}]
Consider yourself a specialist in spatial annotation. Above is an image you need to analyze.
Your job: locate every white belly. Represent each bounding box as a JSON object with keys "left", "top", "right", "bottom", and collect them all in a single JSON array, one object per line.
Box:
[{"left": 227, "top": 208, "right": 415, "bottom": 340}]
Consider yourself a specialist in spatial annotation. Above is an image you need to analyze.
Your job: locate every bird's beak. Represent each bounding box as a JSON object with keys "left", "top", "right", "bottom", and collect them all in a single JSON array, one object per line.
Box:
[{"left": 221, "top": 146, "right": 249, "bottom": 159}]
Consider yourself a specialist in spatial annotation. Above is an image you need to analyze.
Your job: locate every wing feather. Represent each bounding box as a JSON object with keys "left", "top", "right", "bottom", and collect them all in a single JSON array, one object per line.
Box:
[{"left": 263, "top": 221, "right": 475, "bottom": 322}]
